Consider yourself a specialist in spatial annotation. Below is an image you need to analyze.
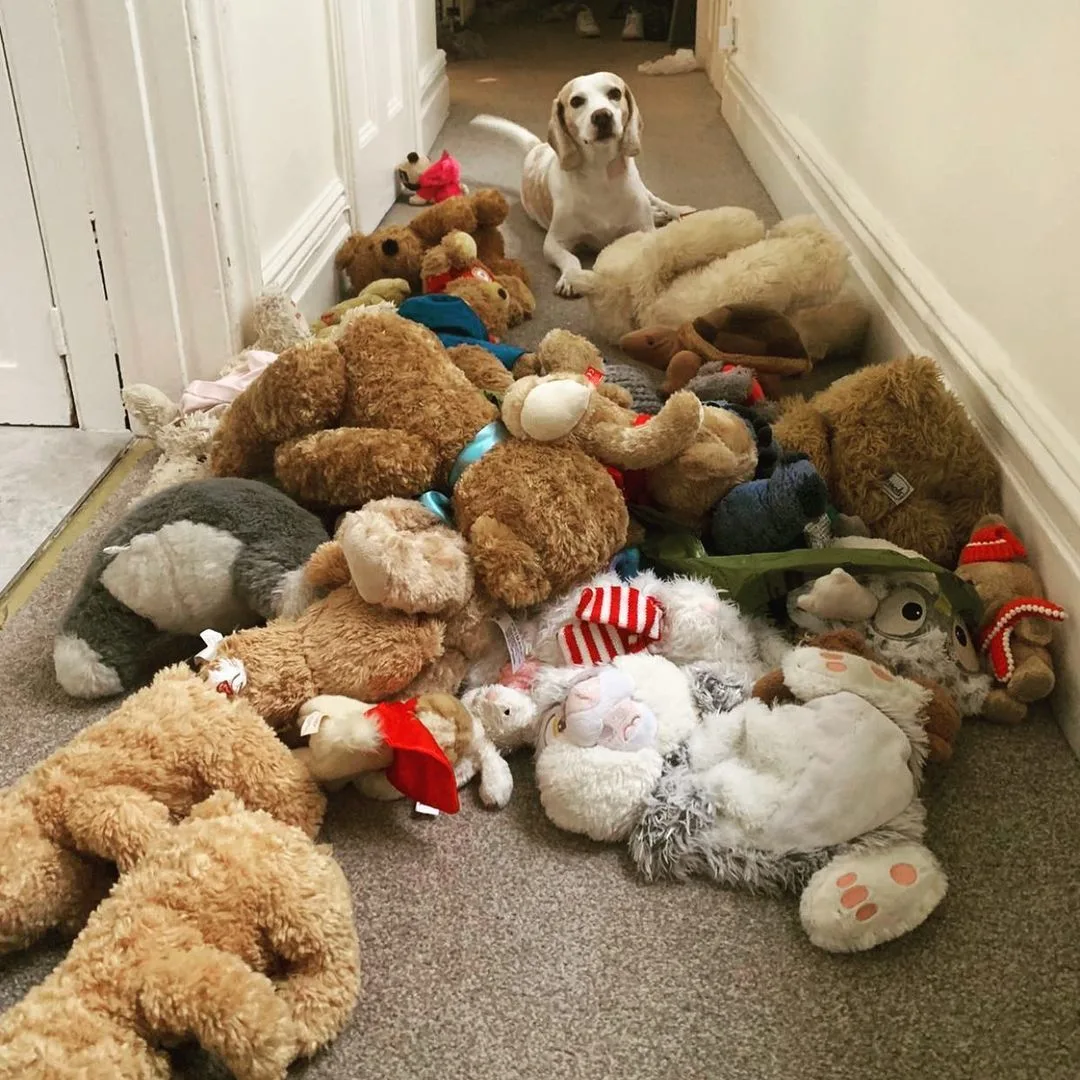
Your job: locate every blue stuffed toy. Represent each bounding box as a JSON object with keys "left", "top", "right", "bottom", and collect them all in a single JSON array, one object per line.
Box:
[{"left": 398, "top": 294, "right": 526, "bottom": 370}]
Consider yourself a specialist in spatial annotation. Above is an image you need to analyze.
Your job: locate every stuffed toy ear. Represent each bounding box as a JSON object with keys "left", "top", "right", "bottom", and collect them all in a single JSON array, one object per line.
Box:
[
  {"left": 548, "top": 97, "right": 584, "bottom": 170},
  {"left": 303, "top": 541, "right": 352, "bottom": 590},
  {"left": 368, "top": 701, "right": 460, "bottom": 813}
]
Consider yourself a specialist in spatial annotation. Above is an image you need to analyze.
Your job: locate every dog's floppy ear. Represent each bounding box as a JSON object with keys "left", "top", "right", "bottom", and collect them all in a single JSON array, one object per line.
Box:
[
  {"left": 548, "top": 95, "right": 584, "bottom": 170},
  {"left": 620, "top": 86, "right": 642, "bottom": 158}
]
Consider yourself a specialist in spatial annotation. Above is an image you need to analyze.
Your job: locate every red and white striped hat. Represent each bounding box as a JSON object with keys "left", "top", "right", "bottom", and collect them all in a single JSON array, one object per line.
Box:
[{"left": 559, "top": 585, "right": 664, "bottom": 666}]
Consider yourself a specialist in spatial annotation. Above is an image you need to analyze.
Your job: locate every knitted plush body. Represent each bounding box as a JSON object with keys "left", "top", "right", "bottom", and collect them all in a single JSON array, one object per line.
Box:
[
  {"left": 54, "top": 478, "right": 328, "bottom": 700},
  {"left": 0, "top": 794, "right": 357, "bottom": 1080}
]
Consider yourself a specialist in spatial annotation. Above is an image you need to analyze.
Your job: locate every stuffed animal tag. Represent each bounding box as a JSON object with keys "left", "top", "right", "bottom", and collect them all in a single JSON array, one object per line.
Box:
[
  {"left": 494, "top": 613, "right": 527, "bottom": 672},
  {"left": 881, "top": 472, "right": 914, "bottom": 506},
  {"left": 300, "top": 711, "right": 325, "bottom": 737},
  {"left": 583, "top": 366, "right": 604, "bottom": 386},
  {"left": 413, "top": 802, "right": 441, "bottom": 818},
  {"left": 194, "top": 628, "right": 224, "bottom": 662}
]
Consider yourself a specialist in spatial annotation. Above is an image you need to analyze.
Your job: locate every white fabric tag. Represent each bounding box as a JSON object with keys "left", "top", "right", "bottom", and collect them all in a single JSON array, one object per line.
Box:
[
  {"left": 195, "top": 628, "right": 224, "bottom": 662},
  {"left": 300, "top": 712, "right": 324, "bottom": 737},
  {"left": 494, "top": 614, "right": 527, "bottom": 672},
  {"left": 881, "top": 472, "right": 914, "bottom": 506},
  {"left": 414, "top": 802, "right": 440, "bottom": 817},
  {"left": 102, "top": 544, "right": 130, "bottom": 557}
]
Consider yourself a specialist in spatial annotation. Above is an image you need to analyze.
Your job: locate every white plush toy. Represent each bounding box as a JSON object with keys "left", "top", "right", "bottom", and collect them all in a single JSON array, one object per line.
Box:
[
  {"left": 629, "top": 637, "right": 953, "bottom": 953},
  {"left": 569, "top": 209, "right": 868, "bottom": 358}
]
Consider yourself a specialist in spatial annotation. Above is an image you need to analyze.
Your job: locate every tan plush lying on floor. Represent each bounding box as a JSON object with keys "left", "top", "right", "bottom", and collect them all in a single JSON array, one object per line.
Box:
[
  {"left": 0, "top": 792, "right": 358, "bottom": 1080},
  {"left": 0, "top": 665, "right": 325, "bottom": 956}
]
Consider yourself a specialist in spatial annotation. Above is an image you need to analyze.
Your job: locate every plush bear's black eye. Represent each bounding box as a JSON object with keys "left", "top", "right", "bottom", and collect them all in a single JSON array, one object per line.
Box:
[
  {"left": 498, "top": 288, "right": 507, "bottom": 300},
  {"left": 503, "top": 707, "right": 511, "bottom": 717},
  {"left": 608, "top": 88, "right": 623, "bottom": 101},
  {"left": 407, "top": 151, "right": 419, "bottom": 164},
  {"left": 381, "top": 238, "right": 399, "bottom": 256},
  {"left": 569, "top": 95, "right": 586, "bottom": 108}
]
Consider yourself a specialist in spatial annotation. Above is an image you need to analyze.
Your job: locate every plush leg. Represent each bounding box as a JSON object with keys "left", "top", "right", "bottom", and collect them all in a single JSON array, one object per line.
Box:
[
  {"left": 800, "top": 843, "right": 947, "bottom": 952},
  {"left": 263, "top": 874, "right": 360, "bottom": 1057},
  {"left": 466, "top": 514, "right": 553, "bottom": 609},
  {"left": 0, "top": 797, "right": 113, "bottom": 953},
  {"left": 1008, "top": 642, "right": 1055, "bottom": 703},
  {"left": 231, "top": 541, "right": 317, "bottom": 621},
  {"left": 274, "top": 427, "right": 438, "bottom": 506},
  {"left": 137, "top": 947, "right": 297, "bottom": 1080},
  {"left": 447, "top": 343, "right": 514, "bottom": 395},
  {"left": 59, "top": 785, "right": 172, "bottom": 871}
]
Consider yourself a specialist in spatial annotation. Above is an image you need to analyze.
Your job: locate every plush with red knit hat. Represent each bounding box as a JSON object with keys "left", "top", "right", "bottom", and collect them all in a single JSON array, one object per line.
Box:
[{"left": 956, "top": 515, "right": 1066, "bottom": 723}]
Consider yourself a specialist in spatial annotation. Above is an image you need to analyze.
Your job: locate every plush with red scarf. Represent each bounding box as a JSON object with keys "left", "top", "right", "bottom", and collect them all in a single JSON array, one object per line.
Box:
[{"left": 956, "top": 516, "right": 1066, "bottom": 723}]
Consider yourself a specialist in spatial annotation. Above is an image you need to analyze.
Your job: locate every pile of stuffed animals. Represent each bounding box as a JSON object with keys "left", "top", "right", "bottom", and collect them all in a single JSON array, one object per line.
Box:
[{"left": 1, "top": 184, "right": 1065, "bottom": 1076}]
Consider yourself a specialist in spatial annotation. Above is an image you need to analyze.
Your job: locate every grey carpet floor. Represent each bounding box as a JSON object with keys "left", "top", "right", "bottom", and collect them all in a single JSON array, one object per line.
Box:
[{"left": 2, "top": 20, "right": 1080, "bottom": 1080}]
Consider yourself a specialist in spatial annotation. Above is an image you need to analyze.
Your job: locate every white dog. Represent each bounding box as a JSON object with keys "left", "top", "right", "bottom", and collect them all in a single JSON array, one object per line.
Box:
[{"left": 473, "top": 71, "right": 694, "bottom": 297}]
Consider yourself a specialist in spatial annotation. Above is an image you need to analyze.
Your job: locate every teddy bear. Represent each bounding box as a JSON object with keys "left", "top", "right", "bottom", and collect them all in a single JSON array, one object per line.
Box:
[
  {"left": 628, "top": 629, "right": 956, "bottom": 952},
  {"left": 771, "top": 355, "right": 1002, "bottom": 566},
  {"left": 295, "top": 689, "right": 514, "bottom": 810},
  {"left": 195, "top": 497, "right": 501, "bottom": 729},
  {"left": 312, "top": 278, "right": 413, "bottom": 337},
  {"left": 420, "top": 229, "right": 534, "bottom": 323},
  {"left": 955, "top": 516, "right": 1066, "bottom": 723},
  {"left": 569, "top": 209, "right": 870, "bottom": 360},
  {"left": 54, "top": 477, "right": 330, "bottom": 700},
  {"left": 211, "top": 311, "right": 699, "bottom": 608},
  {"left": 0, "top": 664, "right": 326, "bottom": 956},
  {"left": 334, "top": 188, "right": 529, "bottom": 298},
  {"left": 620, "top": 302, "right": 812, "bottom": 395},
  {"left": 0, "top": 792, "right": 358, "bottom": 1080}
]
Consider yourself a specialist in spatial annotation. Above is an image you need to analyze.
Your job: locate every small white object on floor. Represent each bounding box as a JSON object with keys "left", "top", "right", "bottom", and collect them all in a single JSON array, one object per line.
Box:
[
  {"left": 576, "top": 5, "right": 600, "bottom": 37},
  {"left": 622, "top": 7, "right": 644, "bottom": 40},
  {"left": 414, "top": 802, "right": 440, "bottom": 818},
  {"left": 638, "top": 49, "right": 701, "bottom": 75}
]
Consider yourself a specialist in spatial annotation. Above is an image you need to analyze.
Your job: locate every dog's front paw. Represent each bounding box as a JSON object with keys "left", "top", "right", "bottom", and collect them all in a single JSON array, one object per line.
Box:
[{"left": 555, "top": 273, "right": 582, "bottom": 299}]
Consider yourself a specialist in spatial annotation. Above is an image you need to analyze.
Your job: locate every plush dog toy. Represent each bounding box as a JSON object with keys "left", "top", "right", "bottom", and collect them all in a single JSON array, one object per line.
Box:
[
  {"left": 0, "top": 793, "right": 357, "bottom": 1080},
  {"left": 295, "top": 690, "right": 514, "bottom": 810},
  {"left": 955, "top": 516, "right": 1066, "bottom": 723},
  {"left": 571, "top": 210, "right": 869, "bottom": 360},
  {"left": 397, "top": 149, "right": 468, "bottom": 205},
  {"left": 54, "top": 477, "right": 329, "bottom": 699},
  {"left": 0, "top": 665, "right": 325, "bottom": 956}
]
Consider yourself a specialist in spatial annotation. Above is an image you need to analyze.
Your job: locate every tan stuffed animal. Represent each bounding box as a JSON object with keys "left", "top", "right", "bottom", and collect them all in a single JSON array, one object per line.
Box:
[
  {"left": 0, "top": 793, "right": 358, "bottom": 1080},
  {"left": 955, "top": 516, "right": 1066, "bottom": 723},
  {"left": 0, "top": 665, "right": 325, "bottom": 956},
  {"left": 199, "top": 498, "right": 500, "bottom": 730}
]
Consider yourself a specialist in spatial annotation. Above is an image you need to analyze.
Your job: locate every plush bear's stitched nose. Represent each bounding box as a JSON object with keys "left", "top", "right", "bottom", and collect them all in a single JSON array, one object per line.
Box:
[{"left": 591, "top": 108, "right": 613, "bottom": 130}]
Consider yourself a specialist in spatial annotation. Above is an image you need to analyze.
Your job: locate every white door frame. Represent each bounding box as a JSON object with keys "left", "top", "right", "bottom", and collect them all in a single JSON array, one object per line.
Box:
[{"left": 0, "top": 0, "right": 124, "bottom": 430}]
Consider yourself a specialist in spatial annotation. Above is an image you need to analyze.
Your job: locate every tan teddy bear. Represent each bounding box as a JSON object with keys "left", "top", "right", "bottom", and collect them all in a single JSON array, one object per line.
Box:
[{"left": 0, "top": 793, "right": 358, "bottom": 1080}]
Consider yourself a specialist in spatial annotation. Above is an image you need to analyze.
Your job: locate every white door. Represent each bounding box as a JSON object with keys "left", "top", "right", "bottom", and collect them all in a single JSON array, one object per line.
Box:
[
  {"left": 0, "top": 32, "right": 73, "bottom": 426},
  {"left": 337, "top": 0, "right": 421, "bottom": 233}
]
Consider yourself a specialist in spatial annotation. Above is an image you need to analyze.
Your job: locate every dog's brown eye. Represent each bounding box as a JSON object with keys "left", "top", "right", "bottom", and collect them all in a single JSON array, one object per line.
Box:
[
  {"left": 569, "top": 95, "right": 586, "bottom": 108},
  {"left": 607, "top": 88, "right": 623, "bottom": 101}
]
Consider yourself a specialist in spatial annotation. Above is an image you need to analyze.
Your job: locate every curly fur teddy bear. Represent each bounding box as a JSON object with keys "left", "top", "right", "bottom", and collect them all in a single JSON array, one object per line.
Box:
[
  {"left": 0, "top": 792, "right": 358, "bottom": 1080},
  {"left": 335, "top": 188, "right": 529, "bottom": 297},
  {"left": 772, "top": 356, "right": 1002, "bottom": 566},
  {"left": 0, "top": 665, "right": 325, "bottom": 955}
]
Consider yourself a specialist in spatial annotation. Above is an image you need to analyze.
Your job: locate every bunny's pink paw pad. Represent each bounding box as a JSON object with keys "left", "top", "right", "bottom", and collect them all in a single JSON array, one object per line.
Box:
[{"left": 800, "top": 844, "right": 947, "bottom": 952}]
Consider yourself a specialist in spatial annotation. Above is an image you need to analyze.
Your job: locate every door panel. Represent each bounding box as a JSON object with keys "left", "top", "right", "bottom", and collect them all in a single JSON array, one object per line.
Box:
[
  {"left": 0, "top": 31, "right": 72, "bottom": 425},
  {"left": 337, "top": 0, "right": 420, "bottom": 233}
]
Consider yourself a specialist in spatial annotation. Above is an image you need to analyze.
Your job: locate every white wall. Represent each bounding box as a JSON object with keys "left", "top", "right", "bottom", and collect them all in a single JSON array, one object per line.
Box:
[{"left": 708, "top": 0, "right": 1080, "bottom": 751}]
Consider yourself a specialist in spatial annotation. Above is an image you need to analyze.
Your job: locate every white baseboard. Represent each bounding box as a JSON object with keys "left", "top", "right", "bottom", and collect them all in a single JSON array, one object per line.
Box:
[
  {"left": 419, "top": 49, "right": 450, "bottom": 153},
  {"left": 722, "top": 60, "right": 1080, "bottom": 755},
  {"left": 261, "top": 180, "right": 351, "bottom": 322}
]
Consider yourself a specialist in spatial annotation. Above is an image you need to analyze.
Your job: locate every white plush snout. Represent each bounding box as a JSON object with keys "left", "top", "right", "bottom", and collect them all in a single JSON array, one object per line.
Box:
[{"left": 519, "top": 379, "right": 592, "bottom": 441}]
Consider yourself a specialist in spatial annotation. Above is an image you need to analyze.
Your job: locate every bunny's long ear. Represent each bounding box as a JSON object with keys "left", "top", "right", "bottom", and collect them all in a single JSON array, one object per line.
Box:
[
  {"left": 620, "top": 85, "right": 643, "bottom": 158},
  {"left": 548, "top": 95, "right": 584, "bottom": 170}
]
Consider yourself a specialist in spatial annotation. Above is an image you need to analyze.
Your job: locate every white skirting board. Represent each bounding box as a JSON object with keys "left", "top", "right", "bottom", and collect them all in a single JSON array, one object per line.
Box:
[{"left": 721, "top": 60, "right": 1080, "bottom": 755}]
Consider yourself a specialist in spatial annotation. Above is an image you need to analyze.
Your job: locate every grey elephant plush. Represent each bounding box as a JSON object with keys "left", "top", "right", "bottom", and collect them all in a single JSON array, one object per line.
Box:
[{"left": 55, "top": 478, "right": 328, "bottom": 699}]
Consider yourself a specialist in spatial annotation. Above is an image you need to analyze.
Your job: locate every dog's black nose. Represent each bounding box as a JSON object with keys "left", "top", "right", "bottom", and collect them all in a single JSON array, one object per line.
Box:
[{"left": 591, "top": 108, "right": 613, "bottom": 129}]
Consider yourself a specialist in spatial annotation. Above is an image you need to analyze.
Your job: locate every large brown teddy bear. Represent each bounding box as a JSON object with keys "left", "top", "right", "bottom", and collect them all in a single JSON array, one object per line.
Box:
[
  {"left": 0, "top": 793, "right": 357, "bottom": 1080},
  {"left": 210, "top": 312, "right": 706, "bottom": 609},
  {"left": 0, "top": 665, "right": 325, "bottom": 955},
  {"left": 335, "top": 189, "right": 529, "bottom": 297},
  {"left": 772, "top": 356, "right": 1001, "bottom": 566}
]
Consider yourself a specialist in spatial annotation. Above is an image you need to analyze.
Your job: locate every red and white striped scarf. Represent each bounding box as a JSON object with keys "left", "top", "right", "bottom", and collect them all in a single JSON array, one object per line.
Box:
[{"left": 559, "top": 585, "right": 664, "bottom": 666}]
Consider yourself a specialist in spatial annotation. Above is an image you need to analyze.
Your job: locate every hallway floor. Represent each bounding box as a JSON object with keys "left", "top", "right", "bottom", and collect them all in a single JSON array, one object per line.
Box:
[{"left": 0, "top": 20, "right": 1078, "bottom": 1080}]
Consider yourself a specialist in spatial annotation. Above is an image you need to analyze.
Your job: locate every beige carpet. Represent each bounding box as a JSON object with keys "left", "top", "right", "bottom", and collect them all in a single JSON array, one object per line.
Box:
[{"left": 3, "top": 20, "right": 1080, "bottom": 1080}]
